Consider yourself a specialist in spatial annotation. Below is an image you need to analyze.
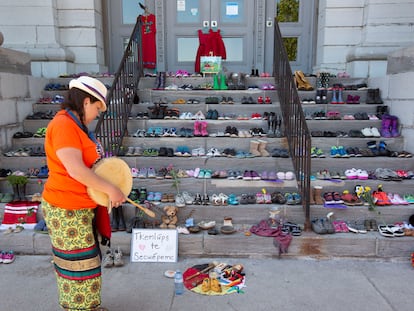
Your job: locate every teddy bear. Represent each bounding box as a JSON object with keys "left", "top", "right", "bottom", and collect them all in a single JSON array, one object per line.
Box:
[{"left": 160, "top": 205, "right": 178, "bottom": 229}]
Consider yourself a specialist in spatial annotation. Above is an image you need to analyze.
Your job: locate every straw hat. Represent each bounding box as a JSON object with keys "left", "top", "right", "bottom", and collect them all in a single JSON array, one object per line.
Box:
[{"left": 69, "top": 76, "right": 108, "bottom": 111}]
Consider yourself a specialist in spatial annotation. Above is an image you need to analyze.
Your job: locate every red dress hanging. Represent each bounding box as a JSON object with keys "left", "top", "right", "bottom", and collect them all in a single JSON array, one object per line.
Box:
[
  {"left": 140, "top": 14, "right": 156, "bottom": 69},
  {"left": 195, "top": 29, "right": 227, "bottom": 73}
]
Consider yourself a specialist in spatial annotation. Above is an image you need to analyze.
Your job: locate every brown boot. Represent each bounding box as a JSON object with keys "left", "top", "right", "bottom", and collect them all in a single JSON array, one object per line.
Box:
[
  {"left": 309, "top": 187, "right": 316, "bottom": 205},
  {"left": 294, "top": 71, "right": 314, "bottom": 91},
  {"left": 313, "top": 186, "right": 324, "bottom": 205},
  {"left": 257, "top": 139, "right": 270, "bottom": 157},
  {"left": 249, "top": 140, "right": 262, "bottom": 157}
]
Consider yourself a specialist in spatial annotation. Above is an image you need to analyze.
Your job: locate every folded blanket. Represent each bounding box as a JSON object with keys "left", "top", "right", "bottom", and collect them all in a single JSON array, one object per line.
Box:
[{"left": 250, "top": 219, "right": 292, "bottom": 255}]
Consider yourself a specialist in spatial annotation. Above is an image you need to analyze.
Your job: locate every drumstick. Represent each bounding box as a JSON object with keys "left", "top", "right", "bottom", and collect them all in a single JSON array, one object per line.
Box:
[
  {"left": 126, "top": 198, "right": 156, "bottom": 218},
  {"left": 185, "top": 263, "right": 216, "bottom": 281}
]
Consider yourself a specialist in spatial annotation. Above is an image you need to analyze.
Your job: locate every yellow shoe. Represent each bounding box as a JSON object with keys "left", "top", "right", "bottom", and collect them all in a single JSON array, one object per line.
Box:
[
  {"left": 210, "top": 278, "right": 222, "bottom": 293},
  {"left": 201, "top": 278, "right": 211, "bottom": 292}
]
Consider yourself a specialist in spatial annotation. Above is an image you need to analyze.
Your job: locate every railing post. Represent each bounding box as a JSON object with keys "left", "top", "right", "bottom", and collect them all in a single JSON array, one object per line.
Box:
[{"left": 272, "top": 18, "right": 312, "bottom": 230}]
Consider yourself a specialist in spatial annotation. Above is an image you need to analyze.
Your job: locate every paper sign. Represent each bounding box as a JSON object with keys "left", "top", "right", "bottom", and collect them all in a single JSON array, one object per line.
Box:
[
  {"left": 226, "top": 2, "right": 238, "bottom": 16},
  {"left": 131, "top": 229, "right": 178, "bottom": 262},
  {"left": 177, "top": 0, "right": 185, "bottom": 11}
]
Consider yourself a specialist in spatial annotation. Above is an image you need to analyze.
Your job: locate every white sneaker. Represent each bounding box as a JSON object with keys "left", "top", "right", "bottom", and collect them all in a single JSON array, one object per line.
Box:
[
  {"left": 102, "top": 249, "right": 114, "bottom": 268},
  {"left": 113, "top": 248, "right": 124, "bottom": 267},
  {"left": 181, "top": 191, "right": 194, "bottom": 205},
  {"left": 175, "top": 194, "right": 185, "bottom": 207}
]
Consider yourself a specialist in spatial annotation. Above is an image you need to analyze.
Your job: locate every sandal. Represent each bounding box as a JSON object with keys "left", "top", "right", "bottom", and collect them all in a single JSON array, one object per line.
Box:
[{"left": 220, "top": 217, "right": 236, "bottom": 234}]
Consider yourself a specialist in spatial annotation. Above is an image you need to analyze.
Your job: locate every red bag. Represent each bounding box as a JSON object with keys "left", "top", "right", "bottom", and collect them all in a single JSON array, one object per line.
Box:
[{"left": 94, "top": 205, "right": 111, "bottom": 246}]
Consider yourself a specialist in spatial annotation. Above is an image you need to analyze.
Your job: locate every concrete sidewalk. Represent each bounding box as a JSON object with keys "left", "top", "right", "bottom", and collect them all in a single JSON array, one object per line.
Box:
[{"left": 0, "top": 255, "right": 412, "bottom": 311}]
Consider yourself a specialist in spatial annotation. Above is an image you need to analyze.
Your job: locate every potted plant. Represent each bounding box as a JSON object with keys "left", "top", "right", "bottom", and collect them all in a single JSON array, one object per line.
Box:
[{"left": 7, "top": 173, "right": 28, "bottom": 201}]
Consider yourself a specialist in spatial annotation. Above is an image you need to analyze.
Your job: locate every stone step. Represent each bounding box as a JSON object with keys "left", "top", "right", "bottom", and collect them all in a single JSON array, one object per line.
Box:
[{"left": 1, "top": 223, "right": 413, "bottom": 260}]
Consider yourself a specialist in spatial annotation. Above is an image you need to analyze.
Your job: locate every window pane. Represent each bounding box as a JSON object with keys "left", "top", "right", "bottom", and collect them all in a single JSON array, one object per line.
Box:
[
  {"left": 176, "top": 0, "right": 200, "bottom": 24},
  {"left": 177, "top": 38, "right": 199, "bottom": 62},
  {"left": 220, "top": 0, "right": 245, "bottom": 24},
  {"left": 282, "top": 37, "right": 298, "bottom": 61},
  {"left": 122, "top": 0, "right": 143, "bottom": 24},
  {"left": 276, "top": 0, "right": 299, "bottom": 23},
  {"left": 222, "top": 38, "right": 243, "bottom": 62}
]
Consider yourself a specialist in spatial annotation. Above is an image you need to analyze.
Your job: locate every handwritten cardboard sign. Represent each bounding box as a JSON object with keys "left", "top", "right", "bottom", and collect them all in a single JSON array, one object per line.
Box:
[{"left": 130, "top": 229, "right": 178, "bottom": 262}]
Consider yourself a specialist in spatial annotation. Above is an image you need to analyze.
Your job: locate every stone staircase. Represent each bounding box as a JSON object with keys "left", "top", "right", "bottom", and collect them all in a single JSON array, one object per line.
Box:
[{"left": 0, "top": 75, "right": 413, "bottom": 260}]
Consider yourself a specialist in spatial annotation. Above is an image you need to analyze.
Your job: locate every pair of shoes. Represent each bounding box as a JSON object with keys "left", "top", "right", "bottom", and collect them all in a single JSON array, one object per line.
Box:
[
  {"left": 311, "top": 217, "right": 335, "bottom": 234},
  {"left": 3, "top": 225, "right": 24, "bottom": 234},
  {"left": 0, "top": 250, "right": 15, "bottom": 264},
  {"left": 378, "top": 225, "right": 405, "bottom": 237},
  {"left": 282, "top": 222, "right": 302, "bottom": 236},
  {"left": 363, "top": 219, "right": 377, "bottom": 231},
  {"left": 34, "top": 219, "right": 49, "bottom": 234},
  {"left": 220, "top": 217, "right": 236, "bottom": 234},
  {"left": 201, "top": 277, "right": 222, "bottom": 293},
  {"left": 346, "top": 220, "right": 367, "bottom": 234},
  {"left": 102, "top": 248, "right": 124, "bottom": 268}
]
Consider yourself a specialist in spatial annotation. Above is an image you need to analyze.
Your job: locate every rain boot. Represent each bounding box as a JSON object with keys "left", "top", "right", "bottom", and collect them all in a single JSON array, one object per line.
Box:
[
  {"left": 337, "top": 86, "right": 344, "bottom": 104},
  {"left": 274, "top": 118, "right": 283, "bottom": 138},
  {"left": 366, "top": 89, "right": 376, "bottom": 104},
  {"left": 193, "top": 120, "right": 201, "bottom": 136},
  {"left": 219, "top": 72, "right": 228, "bottom": 90},
  {"left": 267, "top": 113, "right": 275, "bottom": 137},
  {"left": 331, "top": 86, "right": 338, "bottom": 103},
  {"left": 160, "top": 71, "right": 166, "bottom": 89},
  {"left": 12, "top": 185, "right": 20, "bottom": 201},
  {"left": 249, "top": 140, "right": 262, "bottom": 157},
  {"left": 374, "top": 88, "right": 383, "bottom": 104},
  {"left": 213, "top": 74, "right": 220, "bottom": 90},
  {"left": 18, "top": 184, "right": 27, "bottom": 201},
  {"left": 390, "top": 116, "right": 400, "bottom": 137},
  {"left": 111, "top": 208, "right": 119, "bottom": 232},
  {"left": 117, "top": 205, "right": 126, "bottom": 231},
  {"left": 257, "top": 140, "right": 270, "bottom": 157},
  {"left": 380, "top": 115, "right": 392, "bottom": 138},
  {"left": 200, "top": 121, "right": 208, "bottom": 137}
]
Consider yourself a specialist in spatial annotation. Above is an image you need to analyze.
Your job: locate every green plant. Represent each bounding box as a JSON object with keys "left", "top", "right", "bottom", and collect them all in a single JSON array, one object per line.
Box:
[
  {"left": 277, "top": 0, "right": 300, "bottom": 61},
  {"left": 167, "top": 164, "right": 181, "bottom": 194},
  {"left": 6, "top": 174, "right": 28, "bottom": 186},
  {"left": 277, "top": 0, "right": 299, "bottom": 22}
]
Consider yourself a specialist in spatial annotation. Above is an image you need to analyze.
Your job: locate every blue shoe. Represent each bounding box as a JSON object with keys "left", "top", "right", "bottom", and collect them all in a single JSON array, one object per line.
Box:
[{"left": 330, "top": 146, "right": 340, "bottom": 158}]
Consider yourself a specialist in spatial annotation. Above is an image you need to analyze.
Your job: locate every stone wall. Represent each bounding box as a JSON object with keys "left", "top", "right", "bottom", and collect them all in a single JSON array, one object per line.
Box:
[
  {"left": 0, "top": 0, "right": 106, "bottom": 78},
  {"left": 0, "top": 70, "right": 47, "bottom": 152},
  {"left": 369, "top": 46, "right": 414, "bottom": 152},
  {"left": 316, "top": 0, "right": 414, "bottom": 77}
]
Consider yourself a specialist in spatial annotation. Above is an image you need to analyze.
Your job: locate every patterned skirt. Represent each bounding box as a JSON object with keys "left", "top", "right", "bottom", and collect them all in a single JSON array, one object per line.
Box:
[{"left": 42, "top": 200, "right": 102, "bottom": 311}]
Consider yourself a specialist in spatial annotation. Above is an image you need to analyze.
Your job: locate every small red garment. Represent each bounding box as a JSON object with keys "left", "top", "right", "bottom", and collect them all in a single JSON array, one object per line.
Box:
[
  {"left": 140, "top": 14, "right": 157, "bottom": 69},
  {"left": 94, "top": 205, "right": 111, "bottom": 246},
  {"left": 195, "top": 29, "right": 227, "bottom": 73}
]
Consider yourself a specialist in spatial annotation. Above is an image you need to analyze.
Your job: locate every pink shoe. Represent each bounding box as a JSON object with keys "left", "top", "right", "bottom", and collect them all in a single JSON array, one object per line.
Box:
[
  {"left": 200, "top": 121, "right": 209, "bottom": 137},
  {"left": 193, "top": 121, "right": 201, "bottom": 136},
  {"left": 1, "top": 251, "right": 15, "bottom": 264}
]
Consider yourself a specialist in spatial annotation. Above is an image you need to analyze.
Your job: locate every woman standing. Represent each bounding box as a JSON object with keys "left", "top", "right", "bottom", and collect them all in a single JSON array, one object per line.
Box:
[{"left": 41, "top": 76, "right": 126, "bottom": 311}]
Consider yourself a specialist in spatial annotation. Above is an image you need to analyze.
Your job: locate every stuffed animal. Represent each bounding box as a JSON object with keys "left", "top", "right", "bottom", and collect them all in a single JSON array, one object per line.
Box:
[{"left": 160, "top": 205, "right": 178, "bottom": 229}]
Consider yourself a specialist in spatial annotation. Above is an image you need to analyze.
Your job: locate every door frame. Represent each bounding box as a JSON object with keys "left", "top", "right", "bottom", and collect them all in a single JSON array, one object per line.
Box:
[
  {"left": 105, "top": 0, "right": 316, "bottom": 74},
  {"left": 264, "top": 0, "right": 317, "bottom": 74}
]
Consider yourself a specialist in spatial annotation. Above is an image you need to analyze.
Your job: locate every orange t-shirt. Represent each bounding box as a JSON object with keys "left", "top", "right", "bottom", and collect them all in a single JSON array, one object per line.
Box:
[{"left": 42, "top": 110, "right": 101, "bottom": 209}]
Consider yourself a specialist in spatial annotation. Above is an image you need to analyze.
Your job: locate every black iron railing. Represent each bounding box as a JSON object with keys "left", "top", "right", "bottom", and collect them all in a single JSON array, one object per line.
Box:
[
  {"left": 95, "top": 17, "right": 144, "bottom": 156},
  {"left": 273, "top": 19, "right": 312, "bottom": 230}
]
